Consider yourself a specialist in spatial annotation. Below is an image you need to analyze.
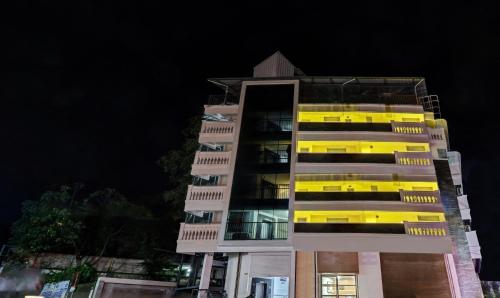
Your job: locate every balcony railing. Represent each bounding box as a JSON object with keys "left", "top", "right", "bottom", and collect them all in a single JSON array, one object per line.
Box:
[
  {"left": 258, "top": 150, "right": 290, "bottom": 164},
  {"left": 201, "top": 121, "right": 235, "bottom": 134},
  {"left": 400, "top": 190, "right": 441, "bottom": 204},
  {"left": 207, "top": 94, "right": 238, "bottom": 106},
  {"left": 199, "top": 121, "right": 236, "bottom": 144},
  {"left": 427, "top": 127, "right": 446, "bottom": 141},
  {"left": 395, "top": 151, "right": 433, "bottom": 166},
  {"left": 391, "top": 122, "right": 426, "bottom": 134},
  {"left": 186, "top": 185, "right": 227, "bottom": 202},
  {"left": 224, "top": 222, "right": 288, "bottom": 240},
  {"left": 178, "top": 223, "right": 220, "bottom": 241},
  {"left": 193, "top": 151, "right": 231, "bottom": 166},
  {"left": 259, "top": 184, "right": 290, "bottom": 199},
  {"left": 404, "top": 221, "right": 448, "bottom": 237}
]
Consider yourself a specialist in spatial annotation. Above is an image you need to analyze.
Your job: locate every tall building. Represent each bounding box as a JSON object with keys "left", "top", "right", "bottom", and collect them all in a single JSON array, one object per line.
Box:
[{"left": 176, "top": 52, "right": 483, "bottom": 298}]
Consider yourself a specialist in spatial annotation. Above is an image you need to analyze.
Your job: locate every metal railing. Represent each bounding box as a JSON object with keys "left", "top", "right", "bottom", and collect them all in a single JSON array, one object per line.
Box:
[
  {"left": 259, "top": 184, "right": 290, "bottom": 199},
  {"left": 258, "top": 150, "right": 290, "bottom": 164},
  {"left": 207, "top": 94, "right": 238, "bottom": 106},
  {"left": 224, "top": 222, "right": 288, "bottom": 240}
]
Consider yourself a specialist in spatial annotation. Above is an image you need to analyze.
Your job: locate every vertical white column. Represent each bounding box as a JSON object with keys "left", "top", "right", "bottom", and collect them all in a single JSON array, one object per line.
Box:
[
  {"left": 444, "top": 253, "right": 462, "bottom": 298},
  {"left": 224, "top": 253, "right": 239, "bottom": 298},
  {"left": 358, "top": 252, "right": 384, "bottom": 298},
  {"left": 198, "top": 253, "right": 214, "bottom": 298}
]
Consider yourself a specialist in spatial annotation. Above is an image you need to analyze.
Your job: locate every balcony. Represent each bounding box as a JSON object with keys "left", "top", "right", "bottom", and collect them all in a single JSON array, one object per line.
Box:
[
  {"left": 466, "top": 230, "right": 482, "bottom": 262},
  {"left": 190, "top": 151, "right": 232, "bottom": 176},
  {"left": 184, "top": 185, "right": 228, "bottom": 211},
  {"left": 395, "top": 152, "right": 433, "bottom": 166},
  {"left": 224, "top": 222, "right": 288, "bottom": 240},
  {"left": 428, "top": 127, "right": 446, "bottom": 141},
  {"left": 176, "top": 223, "right": 221, "bottom": 253},
  {"left": 400, "top": 190, "right": 441, "bottom": 204},
  {"left": 204, "top": 105, "right": 239, "bottom": 117},
  {"left": 391, "top": 122, "right": 426, "bottom": 134},
  {"left": 404, "top": 221, "right": 448, "bottom": 236},
  {"left": 206, "top": 94, "right": 239, "bottom": 106},
  {"left": 199, "top": 121, "right": 235, "bottom": 144},
  {"left": 293, "top": 221, "right": 451, "bottom": 253}
]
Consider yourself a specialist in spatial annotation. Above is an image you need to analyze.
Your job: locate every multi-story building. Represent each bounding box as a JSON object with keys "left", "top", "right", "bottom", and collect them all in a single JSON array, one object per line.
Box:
[{"left": 176, "top": 52, "right": 483, "bottom": 298}]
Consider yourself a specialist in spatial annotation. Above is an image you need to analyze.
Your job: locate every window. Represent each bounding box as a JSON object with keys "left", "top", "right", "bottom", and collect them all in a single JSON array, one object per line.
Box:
[
  {"left": 406, "top": 145, "right": 426, "bottom": 151},
  {"left": 327, "top": 148, "right": 347, "bottom": 153},
  {"left": 324, "top": 116, "right": 340, "bottom": 122},
  {"left": 323, "top": 186, "right": 341, "bottom": 192},
  {"left": 417, "top": 215, "right": 441, "bottom": 222},
  {"left": 320, "top": 274, "right": 357, "bottom": 298},
  {"left": 438, "top": 148, "right": 448, "bottom": 159},
  {"left": 326, "top": 218, "right": 349, "bottom": 223}
]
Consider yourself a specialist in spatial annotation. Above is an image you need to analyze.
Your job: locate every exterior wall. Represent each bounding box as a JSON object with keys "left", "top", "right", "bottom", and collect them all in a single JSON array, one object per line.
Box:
[
  {"left": 35, "top": 253, "right": 145, "bottom": 276},
  {"left": 224, "top": 253, "right": 239, "bottom": 298},
  {"left": 295, "top": 251, "right": 315, "bottom": 298},
  {"left": 294, "top": 233, "right": 452, "bottom": 254},
  {"left": 227, "top": 252, "right": 292, "bottom": 298},
  {"left": 380, "top": 253, "right": 452, "bottom": 298},
  {"left": 317, "top": 252, "right": 358, "bottom": 273},
  {"left": 177, "top": 69, "right": 483, "bottom": 297},
  {"left": 435, "top": 160, "right": 483, "bottom": 297},
  {"left": 358, "top": 252, "right": 384, "bottom": 298},
  {"left": 219, "top": 80, "right": 299, "bottom": 252},
  {"left": 92, "top": 278, "right": 176, "bottom": 298}
]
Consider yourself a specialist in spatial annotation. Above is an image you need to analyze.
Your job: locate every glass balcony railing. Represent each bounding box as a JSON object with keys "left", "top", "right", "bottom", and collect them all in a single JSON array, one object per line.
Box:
[{"left": 224, "top": 222, "right": 288, "bottom": 240}]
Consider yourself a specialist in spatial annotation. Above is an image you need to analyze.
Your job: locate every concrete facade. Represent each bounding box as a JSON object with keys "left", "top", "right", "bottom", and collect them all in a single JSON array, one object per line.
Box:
[{"left": 175, "top": 52, "right": 483, "bottom": 297}]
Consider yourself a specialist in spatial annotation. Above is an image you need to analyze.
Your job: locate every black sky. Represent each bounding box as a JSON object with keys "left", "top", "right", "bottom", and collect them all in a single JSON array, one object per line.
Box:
[{"left": 2, "top": 1, "right": 500, "bottom": 279}]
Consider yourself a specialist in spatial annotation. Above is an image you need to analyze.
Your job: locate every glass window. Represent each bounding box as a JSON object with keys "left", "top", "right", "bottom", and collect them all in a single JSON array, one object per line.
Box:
[
  {"left": 321, "top": 274, "right": 357, "bottom": 298},
  {"left": 438, "top": 148, "right": 448, "bottom": 159}
]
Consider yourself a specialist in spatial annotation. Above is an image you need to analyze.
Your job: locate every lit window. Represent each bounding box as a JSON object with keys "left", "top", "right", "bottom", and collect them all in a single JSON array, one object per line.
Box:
[{"left": 320, "top": 274, "right": 357, "bottom": 298}]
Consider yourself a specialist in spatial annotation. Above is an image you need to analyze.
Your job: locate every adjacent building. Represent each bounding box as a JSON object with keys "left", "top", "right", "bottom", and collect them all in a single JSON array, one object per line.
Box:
[{"left": 176, "top": 52, "right": 483, "bottom": 297}]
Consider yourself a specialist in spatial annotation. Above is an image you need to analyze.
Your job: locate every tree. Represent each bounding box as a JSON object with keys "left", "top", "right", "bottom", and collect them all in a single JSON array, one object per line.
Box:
[
  {"left": 79, "top": 188, "right": 152, "bottom": 259},
  {"left": 10, "top": 185, "right": 155, "bottom": 263},
  {"left": 158, "top": 116, "right": 201, "bottom": 223},
  {"left": 10, "top": 185, "right": 83, "bottom": 260}
]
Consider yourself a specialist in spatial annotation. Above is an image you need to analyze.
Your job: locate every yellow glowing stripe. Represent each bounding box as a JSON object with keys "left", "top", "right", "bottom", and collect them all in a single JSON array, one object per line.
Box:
[
  {"left": 297, "top": 140, "right": 430, "bottom": 154},
  {"left": 294, "top": 210, "right": 446, "bottom": 223},
  {"left": 295, "top": 180, "right": 439, "bottom": 192},
  {"left": 298, "top": 111, "right": 425, "bottom": 123}
]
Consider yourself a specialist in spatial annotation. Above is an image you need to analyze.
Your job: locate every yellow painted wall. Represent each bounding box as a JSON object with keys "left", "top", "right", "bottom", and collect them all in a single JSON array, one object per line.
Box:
[
  {"left": 297, "top": 140, "right": 430, "bottom": 154},
  {"left": 294, "top": 180, "right": 438, "bottom": 192},
  {"left": 294, "top": 210, "right": 446, "bottom": 223},
  {"left": 298, "top": 111, "right": 424, "bottom": 123}
]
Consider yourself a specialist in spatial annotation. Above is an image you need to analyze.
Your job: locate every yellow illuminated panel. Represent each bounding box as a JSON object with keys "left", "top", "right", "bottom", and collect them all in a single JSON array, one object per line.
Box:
[
  {"left": 298, "top": 111, "right": 425, "bottom": 123},
  {"left": 295, "top": 180, "right": 438, "bottom": 192},
  {"left": 297, "top": 140, "right": 430, "bottom": 154},
  {"left": 294, "top": 210, "right": 446, "bottom": 223}
]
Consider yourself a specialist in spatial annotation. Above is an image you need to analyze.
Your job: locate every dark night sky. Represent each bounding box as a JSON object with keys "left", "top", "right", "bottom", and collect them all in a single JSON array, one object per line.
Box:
[{"left": 2, "top": 1, "right": 500, "bottom": 279}]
